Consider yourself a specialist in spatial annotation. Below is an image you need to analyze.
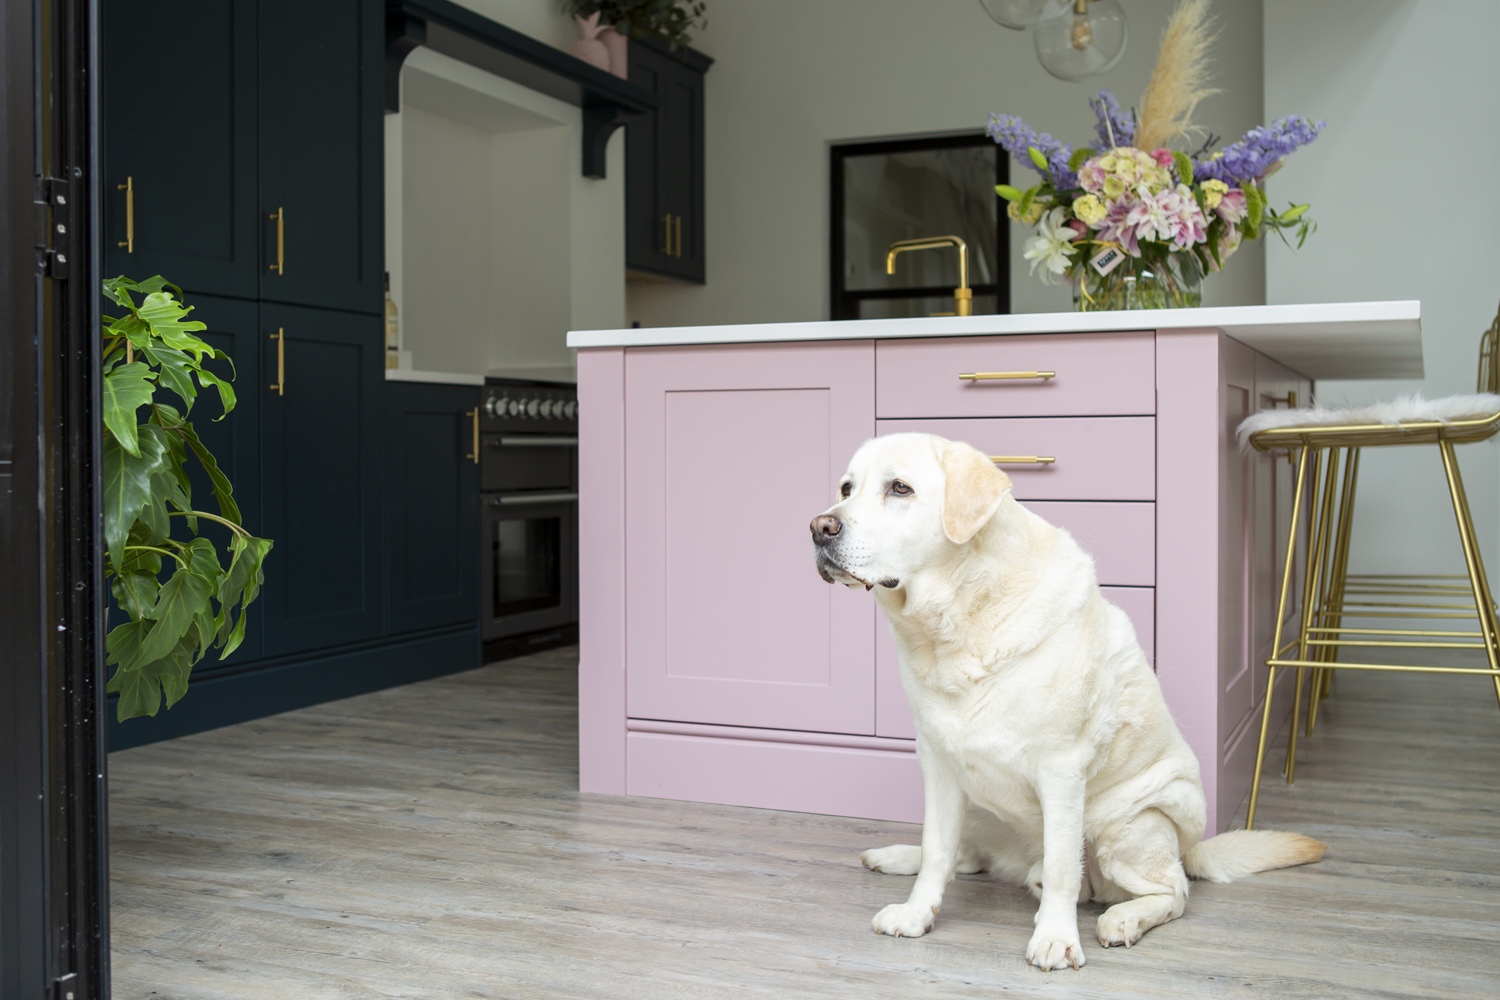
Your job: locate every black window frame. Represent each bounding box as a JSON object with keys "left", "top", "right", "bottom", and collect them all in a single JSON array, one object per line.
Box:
[{"left": 829, "top": 132, "right": 1010, "bottom": 322}]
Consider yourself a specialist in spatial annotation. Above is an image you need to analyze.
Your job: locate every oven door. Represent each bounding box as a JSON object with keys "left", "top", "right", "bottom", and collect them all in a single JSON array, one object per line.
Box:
[{"left": 480, "top": 492, "right": 578, "bottom": 641}]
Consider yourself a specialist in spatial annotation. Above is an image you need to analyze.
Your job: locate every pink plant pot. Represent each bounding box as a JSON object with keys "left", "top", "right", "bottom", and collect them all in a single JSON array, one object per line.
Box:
[{"left": 599, "top": 26, "right": 628, "bottom": 79}]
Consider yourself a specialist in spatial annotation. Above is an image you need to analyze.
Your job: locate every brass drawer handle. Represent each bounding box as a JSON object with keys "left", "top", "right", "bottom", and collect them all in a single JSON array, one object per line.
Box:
[
  {"left": 116, "top": 176, "right": 134, "bottom": 252},
  {"left": 269, "top": 206, "right": 284, "bottom": 274},
  {"left": 960, "top": 371, "right": 1056, "bottom": 381},
  {"left": 269, "top": 328, "right": 284, "bottom": 396},
  {"left": 662, "top": 213, "right": 672, "bottom": 256},
  {"left": 674, "top": 215, "right": 682, "bottom": 258},
  {"left": 989, "top": 455, "right": 1055, "bottom": 465},
  {"left": 465, "top": 408, "right": 479, "bottom": 464}
]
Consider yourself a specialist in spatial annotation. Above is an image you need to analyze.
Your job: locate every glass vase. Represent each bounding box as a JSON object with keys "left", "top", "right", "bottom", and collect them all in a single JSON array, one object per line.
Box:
[{"left": 1072, "top": 254, "right": 1204, "bottom": 312}]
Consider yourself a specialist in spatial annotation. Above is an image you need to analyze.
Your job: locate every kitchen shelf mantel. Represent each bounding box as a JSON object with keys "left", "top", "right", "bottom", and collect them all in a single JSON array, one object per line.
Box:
[{"left": 384, "top": 0, "right": 661, "bottom": 178}]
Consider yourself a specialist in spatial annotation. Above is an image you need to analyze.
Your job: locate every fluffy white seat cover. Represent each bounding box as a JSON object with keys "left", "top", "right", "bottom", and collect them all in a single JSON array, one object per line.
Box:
[{"left": 1236, "top": 393, "right": 1500, "bottom": 448}]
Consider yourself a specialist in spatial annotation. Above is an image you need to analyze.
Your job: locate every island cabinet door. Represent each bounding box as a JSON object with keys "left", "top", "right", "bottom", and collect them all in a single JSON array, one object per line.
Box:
[{"left": 624, "top": 342, "right": 877, "bottom": 734}]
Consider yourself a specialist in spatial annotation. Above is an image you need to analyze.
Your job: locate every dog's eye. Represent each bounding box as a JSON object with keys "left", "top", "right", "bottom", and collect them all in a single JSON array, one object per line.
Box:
[
  {"left": 840, "top": 482, "right": 852, "bottom": 499},
  {"left": 890, "top": 480, "right": 913, "bottom": 496}
]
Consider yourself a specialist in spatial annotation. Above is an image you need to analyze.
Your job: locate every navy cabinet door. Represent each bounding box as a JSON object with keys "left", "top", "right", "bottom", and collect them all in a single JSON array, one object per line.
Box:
[
  {"left": 625, "top": 39, "right": 708, "bottom": 283},
  {"left": 101, "top": 0, "right": 259, "bottom": 299},
  {"left": 257, "top": 0, "right": 383, "bottom": 314},
  {"left": 383, "top": 383, "right": 480, "bottom": 635},
  {"left": 175, "top": 293, "right": 265, "bottom": 665},
  {"left": 258, "top": 303, "right": 383, "bottom": 655}
]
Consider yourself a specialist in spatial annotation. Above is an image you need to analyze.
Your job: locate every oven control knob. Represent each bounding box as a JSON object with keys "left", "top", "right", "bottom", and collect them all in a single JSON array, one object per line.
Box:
[
  {"left": 485, "top": 395, "right": 506, "bottom": 417},
  {"left": 563, "top": 400, "right": 577, "bottom": 419},
  {"left": 526, "top": 398, "right": 541, "bottom": 418},
  {"left": 537, "top": 399, "right": 553, "bottom": 419},
  {"left": 507, "top": 398, "right": 523, "bottom": 417}
]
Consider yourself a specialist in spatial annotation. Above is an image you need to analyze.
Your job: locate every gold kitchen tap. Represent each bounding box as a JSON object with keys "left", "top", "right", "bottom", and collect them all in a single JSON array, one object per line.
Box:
[{"left": 886, "top": 235, "right": 971, "bottom": 317}]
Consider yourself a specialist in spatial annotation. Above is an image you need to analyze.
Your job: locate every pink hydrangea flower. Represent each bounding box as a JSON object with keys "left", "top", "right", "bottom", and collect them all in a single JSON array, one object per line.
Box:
[
  {"left": 1216, "top": 189, "right": 1248, "bottom": 225},
  {"left": 1151, "top": 148, "right": 1174, "bottom": 168}
]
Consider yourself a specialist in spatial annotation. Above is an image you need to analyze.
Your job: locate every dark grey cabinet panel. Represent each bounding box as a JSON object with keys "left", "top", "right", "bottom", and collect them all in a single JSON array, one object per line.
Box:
[
  {"left": 258, "top": 0, "right": 384, "bottom": 314},
  {"left": 383, "top": 383, "right": 480, "bottom": 635},
  {"left": 257, "top": 303, "right": 384, "bottom": 655},
  {"left": 102, "top": 0, "right": 260, "bottom": 298},
  {"left": 625, "top": 38, "right": 710, "bottom": 283}
]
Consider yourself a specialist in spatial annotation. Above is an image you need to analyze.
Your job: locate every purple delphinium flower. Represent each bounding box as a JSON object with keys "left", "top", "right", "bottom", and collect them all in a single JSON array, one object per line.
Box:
[
  {"left": 1088, "top": 90, "right": 1136, "bottom": 150},
  {"left": 986, "top": 113, "right": 1078, "bottom": 189},
  {"left": 1195, "top": 116, "right": 1325, "bottom": 184}
]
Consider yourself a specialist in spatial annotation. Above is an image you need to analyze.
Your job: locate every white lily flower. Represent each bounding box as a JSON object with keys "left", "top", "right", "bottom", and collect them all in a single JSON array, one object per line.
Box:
[{"left": 1022, "top": 207, "right": 1078, "bottom": 285}]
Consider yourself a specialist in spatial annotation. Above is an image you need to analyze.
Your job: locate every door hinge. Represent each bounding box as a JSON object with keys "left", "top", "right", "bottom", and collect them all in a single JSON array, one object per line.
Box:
[
  {"left": 39, "top": 174, "right": 76, "bottom": 280},
  {"left": 53, "top": 972, "right": 78, "bottom": 1000}
]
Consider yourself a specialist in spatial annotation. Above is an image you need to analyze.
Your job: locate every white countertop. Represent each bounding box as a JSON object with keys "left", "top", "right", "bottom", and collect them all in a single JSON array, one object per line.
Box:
[
  {"left": 384, "top": 368, "right": 486, "bottom": 386},
  {"left": 567, "top": 301, "right": 1423, "bottom": 380}
]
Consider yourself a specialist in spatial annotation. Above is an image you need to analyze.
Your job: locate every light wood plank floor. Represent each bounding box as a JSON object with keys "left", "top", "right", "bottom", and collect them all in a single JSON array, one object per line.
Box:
[{"left": 110, "top": 647, "right": 1500, "bottom": 999}]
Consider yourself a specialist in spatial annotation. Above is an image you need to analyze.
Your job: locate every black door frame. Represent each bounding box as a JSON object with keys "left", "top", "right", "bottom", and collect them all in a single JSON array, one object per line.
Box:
[{"left": 1, "top": 1, "right": 110, "bottom": 998}]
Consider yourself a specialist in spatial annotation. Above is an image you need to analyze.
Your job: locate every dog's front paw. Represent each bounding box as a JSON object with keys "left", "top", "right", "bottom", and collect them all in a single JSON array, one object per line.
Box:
[
  {"left": 871, "top": 902, "right": 936, "bottom": 938},
  {"left": 860, "top": 845, "right": 921, "bottom": 875},
  {"left": 1026, "top": 925, "right": 1086, "bottom": 971},
  {"left": 1097, "top": 907, "right": 1145, "bottom": 949}
]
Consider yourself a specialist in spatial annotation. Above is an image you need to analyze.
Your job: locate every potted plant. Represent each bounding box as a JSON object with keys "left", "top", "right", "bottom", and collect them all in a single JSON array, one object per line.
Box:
[
  {"left": 563, "top": 0, "right": 708, "bottom": 76},
  {"left": 101, "top": 276, "right": 273, "bottom": 720}
]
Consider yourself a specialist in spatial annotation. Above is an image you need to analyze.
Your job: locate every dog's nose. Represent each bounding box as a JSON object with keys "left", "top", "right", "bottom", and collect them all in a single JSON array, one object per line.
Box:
[{"left": 810, "top": 514, "right": 842, "bottom": 544}]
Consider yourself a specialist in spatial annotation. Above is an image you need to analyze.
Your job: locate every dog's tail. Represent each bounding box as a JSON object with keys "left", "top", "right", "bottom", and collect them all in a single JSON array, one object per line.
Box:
[{"left": 1181, "top": 830, "right": 1327, "bottom": 884}]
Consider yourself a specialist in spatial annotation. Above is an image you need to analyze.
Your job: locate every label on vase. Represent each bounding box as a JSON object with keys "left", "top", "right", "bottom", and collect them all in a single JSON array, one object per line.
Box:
[{"left": 1090, "top": 246, "right": 1127, "bottom": 276}]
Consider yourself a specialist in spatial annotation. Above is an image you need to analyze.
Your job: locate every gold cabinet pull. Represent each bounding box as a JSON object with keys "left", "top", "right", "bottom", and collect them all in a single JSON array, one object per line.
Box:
[
  {"left": 268, "top": 206, "right": 284, "bottom": 274},
  {"left": 465, "top": 408, "right": 479, "bottom": 465},
  {"left": 269, "top": 328, "right": 284, "bottom": 396},
  {"left": 674, "top": 214, "right": 682, "bottom": 258},
  {"left": 116, "top": 176, "right": 134, "bottom": 252},
  {"left": 989, "top": 455, "right": 1056, "bottom": 465},
  {"left": 959, "top": 371, "right": 1056, "bottom": 381}
]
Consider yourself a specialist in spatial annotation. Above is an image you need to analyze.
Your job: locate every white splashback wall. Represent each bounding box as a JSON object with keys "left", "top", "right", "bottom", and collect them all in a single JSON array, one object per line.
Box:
[
  {"left": 623, "top": 0, "right": 1267, "bottom": 328},
  {"left": 1264, "top": 0, "right": 1500, "bottom": 573}
]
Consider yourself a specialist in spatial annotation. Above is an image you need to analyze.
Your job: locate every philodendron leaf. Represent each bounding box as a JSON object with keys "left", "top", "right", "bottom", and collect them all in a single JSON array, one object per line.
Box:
[
  {"left": 215, "top": 534, "right": 272, "bottom": 657},
  {"left": 101, "top": 361, "right": 155, "bottom": 456},
  {"left": 133, "top": 564, "right": 213, "bottom": 666},
  {"left": 102, "top": 430, "right": 167, "bottom": 570},
  {"left": 142, "top": 343, "right": 198, "bottom": 414},
  {"left": 174, "top": 419, "right": 242, "bottom": 525},
  {"left": 193, "top": 365, "right": 237, "bottom": 421},
  {"left": 106, "top": 620, "right": 160, "bottom": 720},
  {"left": 136, "top": 292, "right": 211, "bottom": 360},
  {"left": 110, "top": 570, "right": 159, "bottom": 620}
]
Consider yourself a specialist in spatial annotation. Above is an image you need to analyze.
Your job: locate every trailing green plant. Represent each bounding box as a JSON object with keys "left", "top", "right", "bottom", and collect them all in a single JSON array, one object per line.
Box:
[
  {"left": 101, "top": 276, "right": 273, "bottom": 722},
  {"left": 562, "top": 0, "right": 707, "bottom": 49}
]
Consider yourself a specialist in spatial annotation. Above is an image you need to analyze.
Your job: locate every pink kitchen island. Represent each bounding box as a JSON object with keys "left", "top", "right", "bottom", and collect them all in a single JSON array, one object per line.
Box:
[{"left": 568, "top": 302, "right": 1422, "bottom": 835}]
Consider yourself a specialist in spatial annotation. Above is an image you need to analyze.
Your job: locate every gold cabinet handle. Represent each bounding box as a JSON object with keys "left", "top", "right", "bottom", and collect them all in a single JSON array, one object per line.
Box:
[
  {"left": 269, "top": 328, "right": 284, "bottom": 396},
  {"left": 465, "top": 408, "right": 479, "bottom": 465},
  {"left": 116, "top": 176, "right": 134, "bottom": 252},
  {"left": 268, "top": 207, "right": 284, "bottom": 274},
  {"left": 959, "top": 371, "right": 1056, "bottom": 381},
  {"left": 674, "top": 214, "right": 682, "bottom": 258},
  {"left": 989, "top": 455, "right": 1056, "bottom": 465}
]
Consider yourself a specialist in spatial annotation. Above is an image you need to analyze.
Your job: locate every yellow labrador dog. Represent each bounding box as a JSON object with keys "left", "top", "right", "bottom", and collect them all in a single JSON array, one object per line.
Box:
[{"left": 810, "top": 432, "right": 1324, "bottom": 971}]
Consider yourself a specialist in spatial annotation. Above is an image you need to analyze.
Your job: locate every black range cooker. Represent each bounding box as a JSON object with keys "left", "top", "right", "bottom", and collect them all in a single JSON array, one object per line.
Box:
[{"left": 479, "top": 378, "right": 578, "bottom": 655}]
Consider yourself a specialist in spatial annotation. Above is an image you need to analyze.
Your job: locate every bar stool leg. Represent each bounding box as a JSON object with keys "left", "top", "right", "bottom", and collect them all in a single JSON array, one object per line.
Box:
[
  {"left": 1287, "top": 447, "right": 1333, "bottom": 783},
  {"left": 1309, "top": 447, "right": 1358, "bottom": 735},
  {"left": 1248, "top": 445, "right": 1311, "bottom": 830},
  {"left": 1439, "top": 440, "right": 1500, "bottom": 710}
]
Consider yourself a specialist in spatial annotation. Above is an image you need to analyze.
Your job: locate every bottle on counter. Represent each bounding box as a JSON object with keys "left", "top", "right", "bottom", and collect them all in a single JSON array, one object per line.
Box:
[{"left": 384, "top": 272, "right": 400, "bottom": 370}]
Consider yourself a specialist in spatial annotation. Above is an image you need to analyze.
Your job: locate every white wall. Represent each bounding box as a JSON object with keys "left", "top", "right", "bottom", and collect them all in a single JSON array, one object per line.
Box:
[
  {"left": 386, "top": 45, "right": 625, "bottom": 379},
  {"left": 626, "top": 0, "right": 1266, "bottom": 328},
  {"left": 1264, "top": 0, "right": 1500, "bottom": 573}
]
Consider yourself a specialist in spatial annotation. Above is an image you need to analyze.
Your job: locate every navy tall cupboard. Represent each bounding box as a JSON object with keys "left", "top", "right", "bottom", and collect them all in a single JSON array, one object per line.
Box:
[{"left": 101, "top": 0, "right": 481, "bottom": 750}]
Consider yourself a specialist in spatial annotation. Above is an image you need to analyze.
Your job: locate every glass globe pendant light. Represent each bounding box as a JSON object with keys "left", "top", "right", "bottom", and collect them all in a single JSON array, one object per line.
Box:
[
  {"left": 976, "top": 0, "right": 1048, "bottom": 30},
  {"left": 1033, "top": 0, "right": 1128, "bottom": 81}
]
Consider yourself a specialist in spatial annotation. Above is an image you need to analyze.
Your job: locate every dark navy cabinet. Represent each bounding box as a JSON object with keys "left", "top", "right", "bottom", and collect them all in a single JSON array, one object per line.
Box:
[
  {"left": 383, "top": 383, "right": 481, "bottom": 635},
  {"left": 257, "top": 303, "right": 385, "bottom": 656},
  {"left": 102, "top": 0, "right": 260, "bottom": 298},
  {"left": 625, "top": 37, "right": 711, "bottom": 283},
  {"left": 258, "top": 0, "right": 384, "bottom": 314}
]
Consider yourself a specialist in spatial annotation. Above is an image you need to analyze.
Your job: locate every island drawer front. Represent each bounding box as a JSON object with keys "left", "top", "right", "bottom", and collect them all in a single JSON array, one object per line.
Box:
[
  {"left": 875, "top": 416, "right": 1155, "bottom": 501},
  {"left": 1020, "top": 501, "right": 1155, "bottom": 586},
  {"left": 876, "top": 331, "right": 1155, "bottom": 418}
]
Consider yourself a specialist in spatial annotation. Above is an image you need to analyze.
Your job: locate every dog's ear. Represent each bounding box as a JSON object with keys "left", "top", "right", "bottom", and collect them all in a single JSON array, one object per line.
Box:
[{"left": 940, "top": 441, "right": 1012, "bottom": 545}]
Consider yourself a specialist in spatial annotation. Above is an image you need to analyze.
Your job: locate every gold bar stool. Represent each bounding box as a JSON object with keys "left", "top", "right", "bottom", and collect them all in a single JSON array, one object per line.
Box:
[{"left": 1239, "top": 306, "right": 1500, "bottom": 829}]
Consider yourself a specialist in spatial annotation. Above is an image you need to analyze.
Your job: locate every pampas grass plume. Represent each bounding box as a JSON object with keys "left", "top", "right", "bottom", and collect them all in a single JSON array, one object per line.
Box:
[{"left": 1136, "top": 0, "right": 1221, "bottom": 152}]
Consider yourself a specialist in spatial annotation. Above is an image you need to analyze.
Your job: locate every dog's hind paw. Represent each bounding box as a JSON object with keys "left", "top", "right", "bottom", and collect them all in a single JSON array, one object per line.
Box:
[
  {"left": 1026, "top": 927, "right": 1086, "bottom": 971},
  {"left": 860, "top": 845, "right": 921, "bottom": 875},
  {"left": 1096, "top": 908, "right": 1144, "bottom": 948},
  {"left": 871, "top": 902, "right": 935, "bottom": 938}
]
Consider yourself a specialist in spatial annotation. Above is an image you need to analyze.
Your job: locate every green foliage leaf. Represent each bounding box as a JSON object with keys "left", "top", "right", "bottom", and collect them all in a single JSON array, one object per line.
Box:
[
  {"left": 1278, "top": 202, "right": 1310, "bottom": 222},
  {"left": 133, "top": 564, "right": 214, "bottom": 667},
  {"left": 1068, "top": 147, "right": 1093, "bottom": 172},
  {"left": 1241, "top": 183, "right": 1265, "bottom": 240},
  {"left": 995, "top": 183, "right": 1024, "bottom": 202},
  {"left": 142, "top": 343, "right": 198, "bottom": 413},
  {"left": 101, "top": 361, "right": 155, "bottom": 456},
  {"left": 102, "top": 430, "right": 167, "bottom": 570},
  {"left": 193, "top": 365, "right": 237, "bottom": 421},
  {"left": 110, "top": 571, "right": 159, "bottom": 620},
  {"left": 1173, "top": 151, "right": 1194, "bottom": 185},
  {"left": 136, "top": 292, "right": 212, "bottom": 359},
  {"left": 173, "top": 418, "right": 242, "bottom": 524}
]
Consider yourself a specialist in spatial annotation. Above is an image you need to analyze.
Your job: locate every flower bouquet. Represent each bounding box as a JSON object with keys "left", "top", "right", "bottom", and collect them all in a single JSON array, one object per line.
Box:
[{"left": 988, "top": 0, "right": 1321, "bottom": 311}]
